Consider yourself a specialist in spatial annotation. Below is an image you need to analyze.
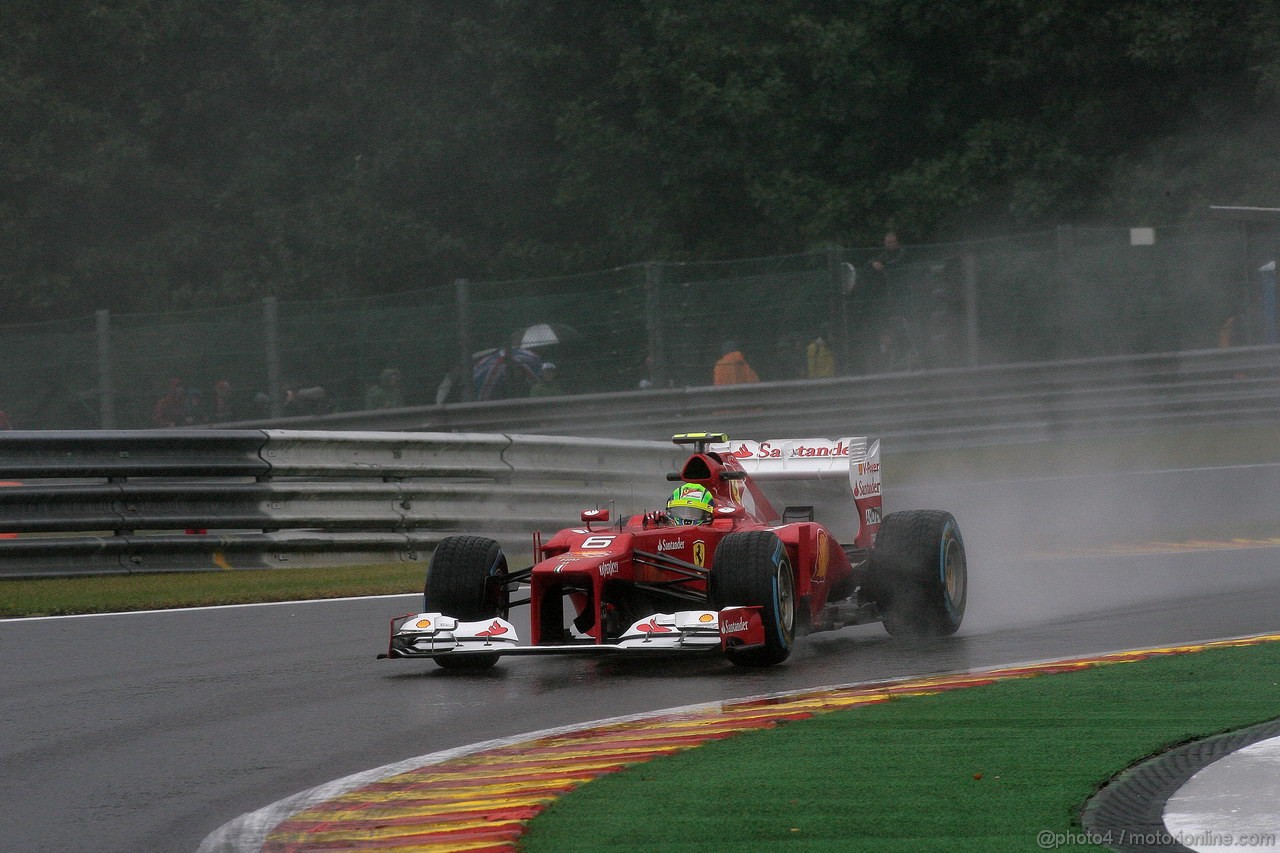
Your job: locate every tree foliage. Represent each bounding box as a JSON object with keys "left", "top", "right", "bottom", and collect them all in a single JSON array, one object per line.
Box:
[{"left": 2, "top": 0, "right": 1278, "bottom": 320}]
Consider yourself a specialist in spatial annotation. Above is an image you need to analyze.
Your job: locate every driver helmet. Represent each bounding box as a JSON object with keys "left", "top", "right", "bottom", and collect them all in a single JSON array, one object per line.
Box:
[{"left": 667, "top": 483, "right": 714, "bottom": 525}]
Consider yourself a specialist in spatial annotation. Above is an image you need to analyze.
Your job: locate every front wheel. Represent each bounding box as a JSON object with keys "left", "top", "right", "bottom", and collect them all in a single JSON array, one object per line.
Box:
[
  {"left": 868, "top": 510, "right": 967, "bottom": 638},
  {"left": 424, "top": 535, "right": 509, "bottom": 670},
  {"left": 710, "top": 530, "right": 796, "bottom": 667}
]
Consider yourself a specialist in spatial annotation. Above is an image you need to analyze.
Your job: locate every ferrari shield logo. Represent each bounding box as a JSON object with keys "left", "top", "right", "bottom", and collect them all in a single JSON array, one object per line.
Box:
[{"left": 692, "top": 540, "right": 706, "bottom": 567}]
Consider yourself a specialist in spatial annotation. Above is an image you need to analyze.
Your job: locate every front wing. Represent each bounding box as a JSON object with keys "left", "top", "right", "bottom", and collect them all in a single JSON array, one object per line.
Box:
[{"left": 380, "top": 606, "right": 766, "bottom": 660}]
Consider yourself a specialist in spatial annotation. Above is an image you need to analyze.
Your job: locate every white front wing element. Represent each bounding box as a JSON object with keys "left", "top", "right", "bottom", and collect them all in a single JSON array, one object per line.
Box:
[
  {"left": 615, "top": 611, "right": 723, "bottom": 649},
  {"left": 390, "top": 610, "right": 726, "bottom": 658},
  {"left": 392, "top": 614, "right": 521, "bottom": 657}
]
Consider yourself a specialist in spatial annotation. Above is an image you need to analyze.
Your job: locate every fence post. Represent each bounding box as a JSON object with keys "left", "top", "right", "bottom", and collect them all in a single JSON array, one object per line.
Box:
[
  {"left": 644, "top": 263, "right": 667, "bottom": 387},
  {"left": 95, "top": 309, "right": 115, "bottom": 429},
  {"left": 826, "top": 247, "right": 854, "bottom": 374},
  {"left": 263, "top": 297, "right": 284, "bottom": 418},
  {"left": 962, "top": 254, "right": 979, "bottom": 366},
  {"left": 1260, "top": 262, "right": 1278, "bottom": 345},
  {"left": 455, "top": 278, "right": 473, "bottom": 401}
]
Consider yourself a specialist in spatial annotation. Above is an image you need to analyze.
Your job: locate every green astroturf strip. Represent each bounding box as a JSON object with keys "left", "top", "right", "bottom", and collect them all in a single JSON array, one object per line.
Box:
[{"left": 520, "top": 642, "right": 1280, "bottom": 852}]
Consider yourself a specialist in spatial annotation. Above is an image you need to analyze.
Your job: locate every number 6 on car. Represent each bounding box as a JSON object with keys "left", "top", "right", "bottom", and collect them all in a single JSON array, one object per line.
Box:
[{"left": 379, "top": 432, "right": 967, "bottom": 669}]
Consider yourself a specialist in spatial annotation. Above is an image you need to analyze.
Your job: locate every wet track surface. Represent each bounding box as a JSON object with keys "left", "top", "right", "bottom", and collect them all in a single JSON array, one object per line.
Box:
[{"left": 3, "top": 465, "right": 1280, "bottom": 852}]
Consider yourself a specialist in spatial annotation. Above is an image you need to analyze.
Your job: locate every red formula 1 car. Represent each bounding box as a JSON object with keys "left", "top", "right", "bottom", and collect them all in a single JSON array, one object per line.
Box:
[{"left": 380, "top": 433, "right": 967, "bottom": 669}]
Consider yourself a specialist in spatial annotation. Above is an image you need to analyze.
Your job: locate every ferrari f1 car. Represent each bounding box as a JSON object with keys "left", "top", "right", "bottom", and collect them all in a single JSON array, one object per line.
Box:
[{"left": 380, "top": 433, "right": 967, "bottom": 669}]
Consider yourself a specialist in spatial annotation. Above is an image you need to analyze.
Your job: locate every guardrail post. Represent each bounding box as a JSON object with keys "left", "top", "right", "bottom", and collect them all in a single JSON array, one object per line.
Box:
[
  {"left": 644, "top": 263, "right": 667, "bottom": 387},
  {"left": 263, "top": 297, "right": 284, "bottom": 418},
  {"left": 95, "top": 309, "right": 115, "bottom": 429}
]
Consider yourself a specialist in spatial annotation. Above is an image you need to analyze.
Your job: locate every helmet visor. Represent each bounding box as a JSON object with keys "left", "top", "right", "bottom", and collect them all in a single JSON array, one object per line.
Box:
[{"left": 669, "top": 505, "right": 710, "bottom": 525}]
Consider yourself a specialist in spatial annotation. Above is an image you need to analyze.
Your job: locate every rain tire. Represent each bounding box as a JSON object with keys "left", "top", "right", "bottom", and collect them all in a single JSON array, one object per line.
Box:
[
  {"left": 710, "top": 530, "right": 796, "bottom": 667},
  {"left": 869, "top": 510, "right": 967, "bottom": 638},
  {"left": 424, "top": 535, "right": 508, "bottom": 670}
]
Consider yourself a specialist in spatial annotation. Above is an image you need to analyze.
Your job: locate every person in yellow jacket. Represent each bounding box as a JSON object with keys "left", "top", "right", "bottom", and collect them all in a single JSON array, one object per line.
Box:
[
  {"left": 713, "top": 340, "right": 759, "bottom": 385},
  {"left": 806, "top": 331, "right": 835, "bottom": 378}
]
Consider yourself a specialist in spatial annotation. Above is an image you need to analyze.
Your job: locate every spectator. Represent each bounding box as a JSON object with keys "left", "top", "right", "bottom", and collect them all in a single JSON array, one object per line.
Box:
[
  {"left": 1218, "top": 313, "right": 1240, "bottom": 348},
  {"left": 530, "top": 362, "right": 564, "bottom": 397},
  {"left": 637, "top": 356, "right": 656, "bottom": 390},
  {"left": 863, "top": 230, "right": 905, "bottom": 371},
  {"left": 365, "top": 367, "right": 405, "bottom": 409},
  {"left": 183, "top": 386, "right": 208, "bottom": 425},
  {"left": 284, "top": 382, "right": 330, "bottom": 416},
  {"left": 871, "top": 317, "right": 917, "bottom": 373},
  {"left": 870, "top": 230, "right": 903, "bottom": 276},
  {"left": 924, "top": 287, "right": 961, "bottom": 367},
  {"left": 152, "top": 378, "right": 186, "bottom": 427},
  {"left": 213, "top": 379, "right": 237, "bottom": 422},
  {"left": 806, "top": 327, "right": 835, "bottom": 378},
  {"left": 774, "top": 333, "right": 806, "bottom": 380},
  {"left": 713, "top": 340, "right": 760, "bottom": 385},
  {"left": 435, "top": 364, "right": 463, "bottom": 404}
]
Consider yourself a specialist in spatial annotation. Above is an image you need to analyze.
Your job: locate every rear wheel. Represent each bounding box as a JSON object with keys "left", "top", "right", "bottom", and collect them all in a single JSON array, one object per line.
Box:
[
  {"left": 869, "top": 510, "right": 966, "bottom": 638},
  {"left": 424, "top": 535, "right": 508, "bottom": 670},
  {"left": 710, "top": 531, "right": 796, "bottom": 667}
]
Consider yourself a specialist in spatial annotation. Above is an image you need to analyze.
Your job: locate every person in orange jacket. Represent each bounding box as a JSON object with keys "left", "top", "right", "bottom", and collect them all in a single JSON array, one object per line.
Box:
[{"left": 713, "top": 340, "right": 760, "bottom": 385}]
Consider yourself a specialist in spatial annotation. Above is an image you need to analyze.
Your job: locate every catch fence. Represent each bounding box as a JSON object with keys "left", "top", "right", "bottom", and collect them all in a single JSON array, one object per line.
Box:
[{"left": 0, "top": 220, "right": 1268, "bottom": 430}]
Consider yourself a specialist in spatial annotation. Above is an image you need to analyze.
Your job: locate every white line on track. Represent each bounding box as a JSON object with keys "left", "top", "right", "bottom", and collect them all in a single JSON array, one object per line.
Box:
[{"left": 0, "top": 592, "right": 422, "bottom": 623}]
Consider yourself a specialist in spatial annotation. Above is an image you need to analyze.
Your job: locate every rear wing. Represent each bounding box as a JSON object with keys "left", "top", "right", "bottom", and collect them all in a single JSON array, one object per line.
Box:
[{"left": 709, "top": 437, "right": 881, "bottom": 548}]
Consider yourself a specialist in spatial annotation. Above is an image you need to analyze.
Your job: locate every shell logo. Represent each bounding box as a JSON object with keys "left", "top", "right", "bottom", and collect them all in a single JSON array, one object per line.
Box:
[
  {"left": 698, "top": 613, "right": 715, "bottom": 624},
  {"left": 414, "top": 619, "right": 433, "bottom": 629}
]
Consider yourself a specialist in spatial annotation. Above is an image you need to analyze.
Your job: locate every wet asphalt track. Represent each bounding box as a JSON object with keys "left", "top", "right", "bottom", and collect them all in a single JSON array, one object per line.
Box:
[{"left": 3, "top": 464, "right": 1280, "bottom": 853}]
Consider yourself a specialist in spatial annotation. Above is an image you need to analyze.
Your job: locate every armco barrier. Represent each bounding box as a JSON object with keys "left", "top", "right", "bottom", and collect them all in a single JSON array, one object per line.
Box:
[
  {"left": 212, "top": 344, "right": 1280, "bottom": 447},
  {"left": 0, "top": 431, "right": 681, "bottom": 579}
]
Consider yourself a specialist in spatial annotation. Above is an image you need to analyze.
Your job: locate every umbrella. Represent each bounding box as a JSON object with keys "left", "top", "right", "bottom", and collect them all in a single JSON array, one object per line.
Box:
[
  {"left": 472, "top": 347, "right": 543, "bottom": 401},
  {"left": 516, "top": 323, "right": 578, "bottom": 350}
]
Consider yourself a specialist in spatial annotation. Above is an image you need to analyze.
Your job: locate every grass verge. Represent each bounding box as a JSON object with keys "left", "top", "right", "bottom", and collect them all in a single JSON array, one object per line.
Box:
[
  {"left": 521, "top": 641, "right": 1280, "bottom": 852},
  {"left": 0, "top": 562, "right": 425, "bottom": 617}
]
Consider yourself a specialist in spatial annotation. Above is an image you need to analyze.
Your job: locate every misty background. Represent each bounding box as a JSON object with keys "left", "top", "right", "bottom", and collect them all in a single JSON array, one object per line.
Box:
[
  {"left": 4, "top": 2, "right": 1280, "bottom": 426},
  {"left": 6, "top": 1, "right": 1280, "bottom": 317}
]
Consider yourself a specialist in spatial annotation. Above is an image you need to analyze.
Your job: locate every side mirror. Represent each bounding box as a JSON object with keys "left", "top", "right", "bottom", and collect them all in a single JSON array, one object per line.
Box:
[
  {"left": 714, "top": 505, "right": 744, "bottom": 519},
  {"left": 581, "top": 508, "right": 610, "bottom": 523}
]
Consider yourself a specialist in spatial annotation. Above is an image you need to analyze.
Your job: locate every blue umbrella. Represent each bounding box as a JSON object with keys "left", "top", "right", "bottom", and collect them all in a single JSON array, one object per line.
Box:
[{"left": 472, "top": 347, "right": 543, "bottom": 401}]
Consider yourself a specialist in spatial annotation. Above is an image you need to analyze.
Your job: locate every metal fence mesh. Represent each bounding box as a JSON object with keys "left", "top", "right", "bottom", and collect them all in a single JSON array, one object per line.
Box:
[{"left": 0, "top": 222, "right": 1267, "bottom": 428}]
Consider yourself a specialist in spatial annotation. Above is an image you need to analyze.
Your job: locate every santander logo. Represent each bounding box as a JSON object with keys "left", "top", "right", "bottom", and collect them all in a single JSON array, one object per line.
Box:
[
  {"left": 637, "top": 618, "right": 674, "bottom": 634},
  {"left": 729, "top": 440, "right": 852, "bottom": 460},
  {"left": 476, "top": 620, "right": 508, "bottom": 637},
  {"left": 721, "top": 618, "right": 750, "bottom": 633}
]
